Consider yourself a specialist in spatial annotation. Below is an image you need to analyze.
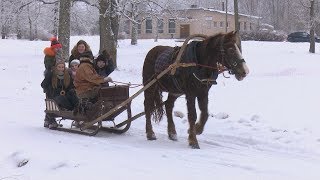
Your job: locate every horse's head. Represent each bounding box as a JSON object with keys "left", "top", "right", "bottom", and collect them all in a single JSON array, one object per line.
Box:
[{"left": 204, "top": 31, "right": 249, "bottom": 81}]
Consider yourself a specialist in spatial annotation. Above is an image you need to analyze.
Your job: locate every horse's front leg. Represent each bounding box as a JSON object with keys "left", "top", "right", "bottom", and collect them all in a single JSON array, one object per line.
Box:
[
  {"left": 196, "top": 93, "right": 209, "bottom": 135},
  {"left": 165, "top": 93, "right": 178, "bottom": 141},
  {"left": 186, "top": 95, "right": 200, "bottom": 149}
]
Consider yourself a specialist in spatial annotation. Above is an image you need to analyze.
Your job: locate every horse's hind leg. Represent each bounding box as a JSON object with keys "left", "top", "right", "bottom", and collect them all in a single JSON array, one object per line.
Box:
[
  {"left": 144, "top": 87, "right": 157, "bottom": 140},
  {"left": 195, "top": 94, "right": 209, "bottom": 135},
  {"left": 186, "top": 94, "right": 200, "bottom": 149},
  {"left": 166, "top": 93, "right": 178, "bottom": 141}
]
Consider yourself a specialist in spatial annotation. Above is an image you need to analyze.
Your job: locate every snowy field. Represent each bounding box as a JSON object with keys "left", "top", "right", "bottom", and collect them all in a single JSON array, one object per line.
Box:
[{"left": 0, "top": 37, "right": 320, "bottom": 180}]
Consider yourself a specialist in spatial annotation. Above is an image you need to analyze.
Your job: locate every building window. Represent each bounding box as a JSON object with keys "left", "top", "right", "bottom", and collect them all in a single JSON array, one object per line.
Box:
[
  {"left": 168, "top": 19, "right": 176, "bottom": 33},
  {"left": 227, "top": 21, "right": 230, "bottom": 28},
  {"left": 137, "top": 20, "right": 141, "bottom": 34},
  {"left": 157, "top": 19, "right": 164, "bottom": 33},
  {"left": 206, "top": 20, "right": 212, "bottom": 29},
  {"left": 244, "top": 22, "right": 247, "bottom": 30},
  {"left": 146, "top": 18, "right": 152, "bottom": 33},
  {"left": 220, "top": 21, "right": 224, "bottom": 28},
  {"left": 205, "top": 16, "right": 212, "bottom": 29},
  {"left": 250, "top": 23, "right": 252, "bottom": 30},
  {"left": 238, "top": 22, "right": 241, "bottom": 30},
  {"left": 213, "top": 21, "right": 217, "bottom": 28}
]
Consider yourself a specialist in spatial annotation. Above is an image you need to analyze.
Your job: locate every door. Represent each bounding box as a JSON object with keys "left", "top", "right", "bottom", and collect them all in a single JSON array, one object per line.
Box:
[{"left": 180, "top": 24, "right": 190, "bottom": 39}]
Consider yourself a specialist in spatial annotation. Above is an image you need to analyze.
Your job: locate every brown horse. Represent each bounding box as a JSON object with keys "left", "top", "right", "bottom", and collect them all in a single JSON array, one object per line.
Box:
[{"left": 142, "top": 31, "right": 249, "bottom": 149}]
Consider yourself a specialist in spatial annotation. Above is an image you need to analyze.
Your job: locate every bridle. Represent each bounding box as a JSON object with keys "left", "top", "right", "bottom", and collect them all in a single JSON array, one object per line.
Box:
[
  {"left": 193, "top": 35, "right": 246, "bottom": 85},
  {"left": 217, "top": 36, "right": 246, "bottom": 76}
]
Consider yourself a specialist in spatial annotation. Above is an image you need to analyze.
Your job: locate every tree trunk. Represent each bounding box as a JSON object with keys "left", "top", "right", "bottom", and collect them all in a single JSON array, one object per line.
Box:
[
  {"left": 28, "top": 5, "right": 33, "bottom": 41},
  {"left": 234, "top": 0, "right": 242, "bottom": 51},
  {"left": 110, "top": 0, "right": 119, "bottom": 67},
  {"left": 130, "top": 3, "right": 138, "bottom": 45},
  {"left": 58, "top": 0, "right": 71, "bottom": 62},
  {"left": 99, "top": 0, "right": 108, "bottom": 52},
  {"left": 0, "top": 1, "right": 5, "bottom": 39},
  {"left": 16, "top": 13, "right": 22, "bottom": 39},
  {"left": 131, "top": 22, "right": 138, "bottom": 45},
  {"left": 99, "top": 0, "right": 118, "bottom": 67},
  {"left": 309, "top": 0, "right": 315, "bottom": 53},
  {"left": 53, "top": 2, "right": 59, "bottom": 37}
]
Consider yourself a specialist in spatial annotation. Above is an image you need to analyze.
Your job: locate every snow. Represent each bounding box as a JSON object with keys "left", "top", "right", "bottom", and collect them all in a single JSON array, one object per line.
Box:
[{"left": 1, "top": 37, "right": 320, "bottom": 180}]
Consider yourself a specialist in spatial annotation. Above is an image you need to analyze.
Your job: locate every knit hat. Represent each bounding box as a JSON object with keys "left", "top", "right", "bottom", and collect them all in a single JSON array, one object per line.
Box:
[
  {"left": 79, "top": 51, "right": 93, "bottom": 61},
  {"left": 95, "top": 54, "right": 106, "bottom": 63},
  {"left": 50, "top": 37, "right": 62, "bottom": 49},
  {"left": 70, "top": 59, "right": 80, "bottom": 65}
]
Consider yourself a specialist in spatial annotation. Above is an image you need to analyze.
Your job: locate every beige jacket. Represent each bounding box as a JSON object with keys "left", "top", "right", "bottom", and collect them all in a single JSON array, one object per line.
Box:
[{"left": 74, "top": 58, "right": 104, "bottom": 95}]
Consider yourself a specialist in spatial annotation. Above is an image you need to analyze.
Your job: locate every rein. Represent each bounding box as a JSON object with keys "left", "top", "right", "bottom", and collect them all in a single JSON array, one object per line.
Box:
[{"left": 110, "top": 81, "right": 143, "bottom": 88}]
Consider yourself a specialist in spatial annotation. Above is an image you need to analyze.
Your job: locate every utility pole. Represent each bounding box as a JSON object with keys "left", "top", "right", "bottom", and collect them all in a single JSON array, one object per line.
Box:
[
  {"left": 225, "top": 0, "right": 228, "bottom": 32},
  {"left": 234, "top": 0, "right": 241, "bottom": 51}
]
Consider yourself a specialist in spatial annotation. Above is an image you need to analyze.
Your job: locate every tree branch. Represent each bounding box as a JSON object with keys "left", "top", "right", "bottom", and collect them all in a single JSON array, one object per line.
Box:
[{"left": 72, "top": 0, "right": 99, "bottom": 9}]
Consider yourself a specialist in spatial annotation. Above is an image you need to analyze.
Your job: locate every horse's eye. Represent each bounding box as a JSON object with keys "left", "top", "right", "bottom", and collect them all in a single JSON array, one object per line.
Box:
[{"left": 227, "top": 48, "right": 235, "bottom": 54}]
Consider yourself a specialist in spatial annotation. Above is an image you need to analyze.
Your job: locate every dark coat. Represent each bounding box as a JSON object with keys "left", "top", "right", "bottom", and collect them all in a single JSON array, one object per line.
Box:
[
  {"left": 69, "top": 51, "right": 93, "bottom": 66},
  {"left": 94, "top": 59, "right": 115, "bottom": 77},
  {"left": 94, "top": 50, "right": 115, "bottom": 77},
  {"left": 41, "top": 71, "right": 78, "bottom": 110}
]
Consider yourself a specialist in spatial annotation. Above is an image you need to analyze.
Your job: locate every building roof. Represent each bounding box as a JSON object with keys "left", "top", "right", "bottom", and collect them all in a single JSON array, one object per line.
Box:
[{"left": 183, "top": 7, "right": 262, "bottom": 19}]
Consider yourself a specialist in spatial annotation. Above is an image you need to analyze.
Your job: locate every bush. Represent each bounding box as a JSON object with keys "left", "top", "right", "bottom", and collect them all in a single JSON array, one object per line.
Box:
[{"left": 240, "top": 30, "right": 287, "bottom": 42}]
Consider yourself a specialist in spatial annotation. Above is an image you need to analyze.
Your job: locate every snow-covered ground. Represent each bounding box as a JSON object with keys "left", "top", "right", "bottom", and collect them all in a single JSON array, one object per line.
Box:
[{"left": 0, "top": 37, "right": 320, "bottom": 180}]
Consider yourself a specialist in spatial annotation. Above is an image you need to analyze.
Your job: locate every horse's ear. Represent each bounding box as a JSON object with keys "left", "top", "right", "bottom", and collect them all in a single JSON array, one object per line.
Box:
[{"left": 225, "top": 31, "right": 237, "bottom": 43}]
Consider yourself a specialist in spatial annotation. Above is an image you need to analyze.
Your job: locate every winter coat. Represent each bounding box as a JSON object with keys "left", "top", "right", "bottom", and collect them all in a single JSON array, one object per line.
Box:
[
  {"left": 41, "top": 70, "right": 78, "bottom": 110},
  {"left": 74, "top": 58, "right": 105, "bottom": 96},
  {"left": 69, "top": 51, "right": 93, "bottom": 67},
  {"left": 94, "top": 58, "right": 115, "bottom": 77}
]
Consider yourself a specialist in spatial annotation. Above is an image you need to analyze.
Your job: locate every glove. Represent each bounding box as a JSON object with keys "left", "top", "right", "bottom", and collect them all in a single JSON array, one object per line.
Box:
[{"left": 104, "top": 76, "right": 113, "bottom": 82}]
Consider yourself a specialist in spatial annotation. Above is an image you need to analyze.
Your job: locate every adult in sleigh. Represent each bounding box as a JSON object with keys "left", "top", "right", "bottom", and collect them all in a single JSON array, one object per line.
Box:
[{"left": 41, "top": 60, "right": 78, "bottom": 129}]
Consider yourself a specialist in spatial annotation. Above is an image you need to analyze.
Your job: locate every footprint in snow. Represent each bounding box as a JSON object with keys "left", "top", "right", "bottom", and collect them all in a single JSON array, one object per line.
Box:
[
  {"left": 214, "top": 112, "right": 229, "bottom": 119},
  {"left": 52, "top": 162, "right": 68, "bottom": 170},
  {"left": 250, "top": 115, "right": 260, "bottom": 122},
  {"left": 270, "top": 128, "right": 287, "bottom": 133},
  {"left": 238, "top": 118, "right": 249, "bottom": 124},
  {"left": 9, "top": 151, "right": 29, "bottom": 168},
  {"left": 174, "top": 111, "right": 184, "bottom": 118}
]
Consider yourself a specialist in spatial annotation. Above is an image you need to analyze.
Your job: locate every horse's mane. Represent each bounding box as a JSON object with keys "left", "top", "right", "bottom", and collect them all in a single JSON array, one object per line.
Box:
[{"left": 202, "top": 32, "right": 238, "bottom": 49}]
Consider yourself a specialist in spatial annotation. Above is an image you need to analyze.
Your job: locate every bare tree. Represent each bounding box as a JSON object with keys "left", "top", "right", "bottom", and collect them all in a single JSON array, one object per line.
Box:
[
  {"left": 309, "top": 0, "right": 315, "bottom": 53},
  {"left": 99, "top": 0, "right": 118, "bottom": 67},
  {"left": 58, "top": 0, "right": 71, "bottom": 61}
]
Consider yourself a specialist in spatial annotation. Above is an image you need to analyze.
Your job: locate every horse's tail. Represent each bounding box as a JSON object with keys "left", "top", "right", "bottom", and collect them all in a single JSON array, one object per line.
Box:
[{"left": 151, "top": 84, "right": 164, "bottom": 123}]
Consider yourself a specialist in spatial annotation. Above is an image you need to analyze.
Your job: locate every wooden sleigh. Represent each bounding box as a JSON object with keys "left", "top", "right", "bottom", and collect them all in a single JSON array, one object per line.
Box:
[{"left": 45, "top": 85, "right": 132, "bottom": 136}]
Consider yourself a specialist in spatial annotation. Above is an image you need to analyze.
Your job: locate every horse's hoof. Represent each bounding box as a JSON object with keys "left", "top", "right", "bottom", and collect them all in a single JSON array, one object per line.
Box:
[
  {"left": 189, "top": 144, "right": 200, "bottom": 149},
  {"left": 168, "top": 134, "right": 178, "bottom": 141},
  {"left": 147, "top": 133, "right": 157, "bottom": 140}
]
